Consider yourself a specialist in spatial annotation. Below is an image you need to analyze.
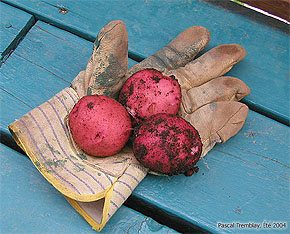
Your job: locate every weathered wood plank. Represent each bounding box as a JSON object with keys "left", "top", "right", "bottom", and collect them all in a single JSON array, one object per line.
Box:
[
  {"left": 0, "top": 2, "right": 35, "bottom": 63},
  {"left": 128, "top": 110, "right": 290, "bottom": 233},
  {"left": 3, "top": 0, "right": 289, "bottom": 124},
  {"left": 0, "top": 143, "right": 179, "bottom": 234},
  {"left": 0, "top": 15, "right": 289, "bottom": 234}
]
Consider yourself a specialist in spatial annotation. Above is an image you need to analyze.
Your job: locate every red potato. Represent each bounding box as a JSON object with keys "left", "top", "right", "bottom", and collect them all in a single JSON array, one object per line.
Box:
[
  {"left": 119, "top": 69, "right": 181, "bottom": 125},
  {"left": 133, "top": 113, "right": 202, "bottom": 176},
  {"left": 69, "top": 95, "right": 131, "bottom": 156}
]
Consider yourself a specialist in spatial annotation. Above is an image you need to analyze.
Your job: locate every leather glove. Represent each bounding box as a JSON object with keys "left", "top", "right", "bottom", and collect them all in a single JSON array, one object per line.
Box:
[{"left": 128, "top": 26, "right": 250, "bottom": 157}]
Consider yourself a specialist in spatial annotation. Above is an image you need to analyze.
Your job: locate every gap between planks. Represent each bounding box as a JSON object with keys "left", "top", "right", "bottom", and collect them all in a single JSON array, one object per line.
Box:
[
  {"left": 2, "top": 0, "right": 289, "bottom": 127},
  {"left": 0, "top": 6, "right": 37, "bottom": 66}
]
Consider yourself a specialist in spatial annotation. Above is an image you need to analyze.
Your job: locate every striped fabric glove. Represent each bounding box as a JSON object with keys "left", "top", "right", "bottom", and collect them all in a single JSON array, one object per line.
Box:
[{"left": 9, "top": 21, "right": 147, "bottom": 231}]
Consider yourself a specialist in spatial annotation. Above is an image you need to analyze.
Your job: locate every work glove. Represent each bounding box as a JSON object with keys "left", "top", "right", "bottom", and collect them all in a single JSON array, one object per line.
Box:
[{"left": 9, "top": 21, "right": 250, "bottom": 232}]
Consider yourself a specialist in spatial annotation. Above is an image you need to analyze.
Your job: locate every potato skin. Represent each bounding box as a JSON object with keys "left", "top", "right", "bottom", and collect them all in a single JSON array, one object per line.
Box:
[
  {"left": 69, "top": 95, "right": 131, "bottom": 156},
  {"left": 119, "top": 69, "right": 181, "bottom": 125},
  {"left": 133, "top": 113, "right": 202, "bottom": 176}
]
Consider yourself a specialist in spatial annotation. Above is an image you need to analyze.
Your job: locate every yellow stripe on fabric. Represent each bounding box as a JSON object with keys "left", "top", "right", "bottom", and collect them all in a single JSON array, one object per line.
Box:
[
  {"left": 8, "top": 123, "right": 113, "bottom": 202},
  {"left": 65, "top": 197, "right": 102, "bottom": 231},
  {"left": 100, "top": 181, "right": 115, "bottom": 230},
  {"left": 65, "top": 182, "right": 116, "bottom": 232}
]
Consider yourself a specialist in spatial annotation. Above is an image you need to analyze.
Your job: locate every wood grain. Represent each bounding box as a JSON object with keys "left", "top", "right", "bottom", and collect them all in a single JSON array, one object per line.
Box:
[
  {"left": 3, "top": 0, "right": 289, "bottom": 125},
  {"left": 240, "top": 0, "right": 290, "bottom": 22},
  {"left": 0, "top": 2, "right": 35, "bottom": 63},
  {"left": 0, "top": 1, "right": 290, "bottom": 233},
  {"left": 0, "top": 19, "right": 289, "bottom": 233},
  {"left": 0, "top": 143, "right": 178, "bottom": 234},
  {"left": 129, "top": 110, "right": 290, "bottom": 233}
]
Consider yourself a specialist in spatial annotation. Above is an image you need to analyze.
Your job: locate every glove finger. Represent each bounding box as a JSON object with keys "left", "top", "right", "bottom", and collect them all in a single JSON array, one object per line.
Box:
[
  {"left": 180, "top": 101, "right": 249, "bottom": 156},
  {"left": 180, "top": 76, "right": 250, "bottom": 114},
  {"left": 168, "top": 44, "right": 246, "bottom": 89},
  {"left": 70, "top": 70, "right": 86, "bottom": 97},
  {"left": 71, "top": 20, "right": 128, "bottom": 99},
  {"left": 129, "top": 26, "right": 210, "bottom": 76}
]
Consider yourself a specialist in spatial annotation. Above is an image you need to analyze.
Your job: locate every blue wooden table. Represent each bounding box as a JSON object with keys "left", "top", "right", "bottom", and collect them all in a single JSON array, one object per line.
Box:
[{"left": 0, "top": 0, "right": 289, "bottom": 233}]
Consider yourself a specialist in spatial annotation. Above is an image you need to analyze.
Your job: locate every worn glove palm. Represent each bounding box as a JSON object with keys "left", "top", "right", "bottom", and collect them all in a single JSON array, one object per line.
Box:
[{"left": 128, "top": 26, "right": 250, "bottom": 156}]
